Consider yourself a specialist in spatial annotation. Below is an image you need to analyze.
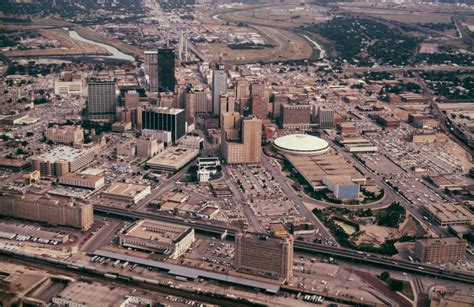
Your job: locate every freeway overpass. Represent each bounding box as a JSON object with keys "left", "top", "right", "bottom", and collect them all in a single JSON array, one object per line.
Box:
[{"left": 95, "top": 205, "right": 474, "bottom": 284}]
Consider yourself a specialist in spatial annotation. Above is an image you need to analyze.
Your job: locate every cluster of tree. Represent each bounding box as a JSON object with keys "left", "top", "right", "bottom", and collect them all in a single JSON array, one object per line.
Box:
[
  {"left": 228, "top": 43, "right": 275, "bottom": 50},
  {"left": 376, "top": 202, "right": 406, "bottom": 228},
  {"left": 305, "top": 16, "right": 418, "bottom": 66},
  {"left": 378, "top": 81, "right": 422, "bottom": 99},
  {"left": 312, "top": 208, "right": 399, "bottom": 256},
  {"left": 416, "top": 52, "right": 474, "bottom": 66},
  {"left": 6, "top": 61, "right": 61, "bottom": 76},
  {"left": 421, "top": 71, "right": 474, "bottom": 100},
  {"left": 418, "top": 22, "right": 456, "bottom": 32},
  {"left": 379, "top": 272, "right": 404, "bottom": 291},
  {"left": 0, "top": 0, "right": 146, "bottom": 18},
  {"left": 157, "top": 0, "right": 195, "bottom": 12},
  {"left": 363, "top": 71, "right": 395, "bottom": 81}
]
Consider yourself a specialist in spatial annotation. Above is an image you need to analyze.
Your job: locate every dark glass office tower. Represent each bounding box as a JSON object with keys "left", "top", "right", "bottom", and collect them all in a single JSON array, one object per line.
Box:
[
  {"left": 158, "top": 48, "right": 176, "bottom": 93},
  {"left": 142, "top": 107, "right": 185, "bottom": 142}
]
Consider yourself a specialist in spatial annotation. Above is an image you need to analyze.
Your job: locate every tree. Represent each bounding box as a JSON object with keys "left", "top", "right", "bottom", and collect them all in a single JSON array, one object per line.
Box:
[
  {"left": 380, "top": 271, "right": 390, "bottom": 281},
  {"left": 388, "top": 279, "right": 404, "bottom": 292}
]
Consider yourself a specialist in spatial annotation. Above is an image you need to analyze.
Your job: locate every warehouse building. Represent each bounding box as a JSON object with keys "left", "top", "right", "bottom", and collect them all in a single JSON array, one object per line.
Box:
[{"left": 119, "top": 219, "right": 195, "bottom": 259}]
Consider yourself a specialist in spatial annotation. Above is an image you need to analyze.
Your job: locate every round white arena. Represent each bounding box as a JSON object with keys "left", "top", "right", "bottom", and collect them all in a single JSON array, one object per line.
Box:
[{"left": 273, "top": 134, "right": 329, "bottom": 156}]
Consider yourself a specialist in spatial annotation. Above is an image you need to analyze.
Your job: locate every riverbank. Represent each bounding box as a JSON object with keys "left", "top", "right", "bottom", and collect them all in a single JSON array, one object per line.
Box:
[{"left": 67, "top": 29, "right": 135, "bottom": 61}]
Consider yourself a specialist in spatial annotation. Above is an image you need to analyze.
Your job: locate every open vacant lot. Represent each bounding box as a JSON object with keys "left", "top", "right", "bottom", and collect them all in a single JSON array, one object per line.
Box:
[{"left": 198, "top": 4, "right": 316, "bottom": 63}]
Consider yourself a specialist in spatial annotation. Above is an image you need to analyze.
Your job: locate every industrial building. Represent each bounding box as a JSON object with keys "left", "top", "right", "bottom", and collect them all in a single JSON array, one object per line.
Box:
[
  {"left": 0, "top": 191, "right": 93, "bottom": 231},
  {"left": 119, "top": 219, "right": 195, "bottom": 259},
  {"left": 235, "top": 232, "right": 293, "bottom": 282},
  {"left": 415, "top": 237, "right": 466, "bottom": 263},
  {"left": 32, "top": 145, "right": 98, "bottom": 177}
]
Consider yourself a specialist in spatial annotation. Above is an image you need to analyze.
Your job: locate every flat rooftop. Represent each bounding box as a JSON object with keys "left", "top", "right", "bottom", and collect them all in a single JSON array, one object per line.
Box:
[
  {"left": 423, "top": 203, "right": 473, "bottom": 223},
  {"left": 34, "top": 146, "right": 92, "bottom": 163},
  {"left": 147, "top": 146, "right": 199, "bottom": 170},
  {"left": 286, "top": 151, "right": 365, "bottom": 189},
  {"left": 55, "top": 282, "right": 125, "bottom": 306},
  {"left": 146, "top": 106, "right": 184, "bottom": 115},
  {"left": 417, "top": 237, "right": 465, "bottom": 248},
  {"left": 123, "top": 219, "right": 191, "bottom": 245},
  {"left": 102, "top": 182, "right": 150, "bottom": 197}
]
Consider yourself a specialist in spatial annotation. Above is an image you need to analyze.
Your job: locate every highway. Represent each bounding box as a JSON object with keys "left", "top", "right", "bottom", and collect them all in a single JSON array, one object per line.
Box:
[
  {"left": 326, "top": 137, "right": 449, "bottom": 237},
  {"left": 93, "top": 205, "right": 474, "bottom": 285},
  {"left": 0, "top": 252, "right": 261, "bottom": 307},
  {"left": 261, "top": 154, "right": 337, "bottom": 245}
]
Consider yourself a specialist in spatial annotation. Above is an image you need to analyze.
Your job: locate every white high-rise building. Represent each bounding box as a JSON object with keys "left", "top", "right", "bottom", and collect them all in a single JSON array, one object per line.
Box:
[
  {"left": 212, "top": 65, "right": 227, "bottom": 115},
  {"left": 144, "top": 50, "right": 158, "bottom": 92}
]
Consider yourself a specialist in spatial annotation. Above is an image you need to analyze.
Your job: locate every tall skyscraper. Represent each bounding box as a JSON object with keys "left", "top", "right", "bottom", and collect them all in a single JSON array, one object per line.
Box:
[
  {"left": 251, "top": 95, "right": 268, "bottom": 119},
  {"left": 279, "top": 103, "right": 312, "bottom": 129},
  {"left": 221, "top": 113, "right": 262, "bottom": 164},
  {"left": 158, "top": 48, "right": 176, "bottom": 93},
  {"left": 219, "top": 93, "right": 235, "bottom": 117},
  {"left": 236, "top": 79, "right": 249, "bottom": 101},
  {"left": 235, "top": 232, "right": 293, "bottom": 282},
  {"left": 212, "top": 64, "right": 227, "bottom": 115},
  {"left": 141, "top": 107, "right": 185, "bottom": 142},
  {"left": 272, "top": 94, "right": 288, "bottom": 119},
  {"left": 87, "top": 79, "right": 116, "bottom": 121},
  {"left": 316, "top": 105, "right": 335, "bottom": 129},
  {"left": 144, "top": 50, "right": 158, "bottom": 92},
  {"left": 250, "top": 80, "right": 265, "bottom": 97}
]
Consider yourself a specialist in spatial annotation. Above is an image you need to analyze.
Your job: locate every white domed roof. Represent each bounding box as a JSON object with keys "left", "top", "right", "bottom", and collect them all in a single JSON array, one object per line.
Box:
[{"left": 273, "top": 134, "right": 329, "bottom": 155}]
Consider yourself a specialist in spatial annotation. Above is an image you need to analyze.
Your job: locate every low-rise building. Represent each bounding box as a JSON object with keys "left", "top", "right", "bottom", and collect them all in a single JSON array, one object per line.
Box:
[
  {"left": 421, "top": 203, "right": 473, "bottom": 227},
  {"left": 58, "top": 172, "right": 105, "bottom": 190},
  {"left": 32, "top": 145, "right": 98, "bottom": 177},
  {"left": 322, "top": 176, "right": 360, "bottom": 200},
  {"left": 415, "top": 237, "right": 466, "bottom": 263},
  {"left": 147, "top": 146, "right": 199, "bottom": 171},
  {"left": 430, "top": 288, "right": 474, "bottom": 307},
  {"left": 0, "top": 191, "right": 93, "bottom": 231},
  {"left": 45, "top": 125, "right": 84, "bottom": 145},
  {"left": 102, "top": 182, "right": 151, "bottom": 204},
  {"left": 119, "top": 219, "right": 195, "bottom": 259},
  {"left": 136, "top": 136, "right": 163, "bottom": 158}
]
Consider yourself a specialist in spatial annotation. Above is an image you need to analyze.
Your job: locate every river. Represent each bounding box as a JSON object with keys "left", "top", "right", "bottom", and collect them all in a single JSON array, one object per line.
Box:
[
  {"left": 67, "top": 29, "right": 135, "bottom": 62},
  {"left": 302, "top": 34, "right": 326, "bottom": 59}
]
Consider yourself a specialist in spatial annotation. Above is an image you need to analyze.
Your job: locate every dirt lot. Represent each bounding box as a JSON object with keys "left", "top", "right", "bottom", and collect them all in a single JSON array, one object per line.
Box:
[
  {"left": 4, "top": 28, "right": 109, "bottom": 58},
  {"left": 198, "top": 4, "right": 314, "bottom": 63},
  {"left": 339, "top": 3, "right": 455, "bottom": 24}
]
